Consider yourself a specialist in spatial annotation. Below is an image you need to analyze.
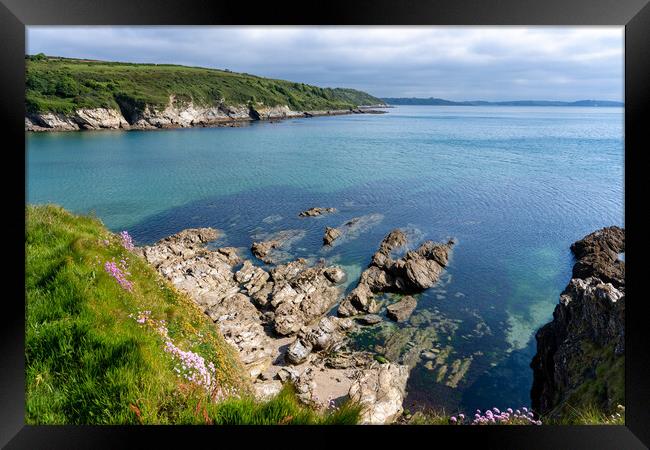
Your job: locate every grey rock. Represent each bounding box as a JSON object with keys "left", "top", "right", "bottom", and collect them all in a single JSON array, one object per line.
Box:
[
  {"left": 386, "top": 296, "right": 418, "bottom": 322},
  {"left": 286, "top": 338, "right": 314, "bottom": 365},
  {"left": 357, "top": 314, "right": 383, "bottom": 325},
  {"left": 299, "top": 207, "right": 337, "bottom": 217},
  {"left": 253, "top": 380, "right": 283, "bottom": 401},
  {"left": 337, "top": 283, "right": 379, "bottom": 317},
  {"left": 270, "top": 265, "right": 343, "bottom": 336},
  {"left": 348, "top": 363, "right": 410, "bottom": 424},
  {"left": 323, "top": 266, "right": 347, "bottom": 284},
  {"left": 323, "top": 227, "right": 342, "bottom": 246}
]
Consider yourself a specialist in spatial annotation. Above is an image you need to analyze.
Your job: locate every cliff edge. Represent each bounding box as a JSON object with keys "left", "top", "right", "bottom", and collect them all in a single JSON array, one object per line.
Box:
[{"left": 530, "top": 226, "right": 625, "bottom": 418}]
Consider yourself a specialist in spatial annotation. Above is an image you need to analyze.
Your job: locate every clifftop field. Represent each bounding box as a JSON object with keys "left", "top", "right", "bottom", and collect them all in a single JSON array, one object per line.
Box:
[{"left": 25, "top": 54, "right": 384, "bottom": 115}]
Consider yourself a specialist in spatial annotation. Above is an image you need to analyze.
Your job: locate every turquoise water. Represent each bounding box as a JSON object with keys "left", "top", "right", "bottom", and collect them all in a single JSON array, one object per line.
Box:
[{"left": 26, "top": 105, "right": 624, "bottom": 413}]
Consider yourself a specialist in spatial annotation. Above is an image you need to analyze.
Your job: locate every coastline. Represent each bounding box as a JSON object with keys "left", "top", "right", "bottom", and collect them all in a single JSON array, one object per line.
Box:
[{"left": 25, "top": 105, "right": 388, "bottom": 133}]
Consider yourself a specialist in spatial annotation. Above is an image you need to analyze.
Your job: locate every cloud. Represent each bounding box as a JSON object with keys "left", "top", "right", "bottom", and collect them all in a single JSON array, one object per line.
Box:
[{"left": 26, "top": 26, "right": 623, "bottom": 101}]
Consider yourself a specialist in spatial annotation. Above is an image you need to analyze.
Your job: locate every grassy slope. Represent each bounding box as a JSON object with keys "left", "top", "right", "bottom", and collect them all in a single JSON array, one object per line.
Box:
[
  {"left": 25, "top": 55, "right": 384, "bottom": 114},
  {"left": 26, "top": 205, "right": 360, "bottom": 424}
]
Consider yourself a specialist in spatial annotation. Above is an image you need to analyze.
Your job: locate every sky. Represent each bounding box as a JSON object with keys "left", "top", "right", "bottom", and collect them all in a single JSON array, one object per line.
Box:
[{"left": 26, "top": 26, "right": 624, "bottom": 102}]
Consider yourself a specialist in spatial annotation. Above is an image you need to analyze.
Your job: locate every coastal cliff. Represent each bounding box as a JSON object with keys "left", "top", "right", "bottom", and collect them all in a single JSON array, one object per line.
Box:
[
  {"left": 530, "top": 226, "right": 625, "bottom": 418},
  {"left": 25, "top": 101, "right": 380, "bottom": 132},
  {"left": 25, "top": 55, "right": 386, "bottom": 132}
]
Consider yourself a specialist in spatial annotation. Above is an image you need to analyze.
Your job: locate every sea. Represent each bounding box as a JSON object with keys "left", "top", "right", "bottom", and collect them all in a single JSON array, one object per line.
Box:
[{"left": 26, "top": 105, "right": 624, "bottom": 413}]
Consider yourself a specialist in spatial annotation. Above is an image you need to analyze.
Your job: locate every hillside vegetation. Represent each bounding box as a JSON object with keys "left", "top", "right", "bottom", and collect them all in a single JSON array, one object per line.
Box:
[
  {"left": 25, "top": 54, "right": 384, "bottom": 114},
  {"left": 25, "top": 205, "right": 361, "bottom": 424}
]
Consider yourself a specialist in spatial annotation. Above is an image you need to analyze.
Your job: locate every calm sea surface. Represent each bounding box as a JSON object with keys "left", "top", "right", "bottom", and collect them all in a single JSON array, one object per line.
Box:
[{"left": 26, "top": 105, "right": 624, "bottom": 413}]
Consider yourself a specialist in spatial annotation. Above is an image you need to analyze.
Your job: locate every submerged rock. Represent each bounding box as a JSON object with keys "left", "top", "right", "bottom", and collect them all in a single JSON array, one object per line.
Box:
[
  {"left": 251, "top": 229, "right": 306, "bottom": 264},
  {"left": 299, "top": 207, "right": 337, "bottom": 217},
  {"left": 356, "top": 314, "right": 383, "bottom": 325},
  {"left": 321, "top": 214, "right": 384, "bottom": 249},
  {"left": 386, "top": 296, "right": 417, "bottom": 322}
]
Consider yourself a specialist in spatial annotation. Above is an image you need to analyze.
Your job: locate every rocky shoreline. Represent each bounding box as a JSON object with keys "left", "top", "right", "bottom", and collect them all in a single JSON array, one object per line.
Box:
[
  {"left": 134, "top": 210, "right": 454, "bottom": 424},
  {"left": 530, "top": 226, "right": 625, "bottom": 417},
  {"left": 25, "top": 99, "right": 387, "bottom": 132}
]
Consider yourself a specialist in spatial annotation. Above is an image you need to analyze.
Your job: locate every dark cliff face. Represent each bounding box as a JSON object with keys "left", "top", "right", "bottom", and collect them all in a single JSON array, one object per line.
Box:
[{"left": 530, "top": 226, "right": 625, "bottom": 417}]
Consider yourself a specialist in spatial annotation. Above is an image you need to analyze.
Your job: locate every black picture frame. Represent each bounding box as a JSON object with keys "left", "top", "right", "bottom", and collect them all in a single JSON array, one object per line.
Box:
[{"left": 2, "top": 0, "right": 648, "bottom": 448}]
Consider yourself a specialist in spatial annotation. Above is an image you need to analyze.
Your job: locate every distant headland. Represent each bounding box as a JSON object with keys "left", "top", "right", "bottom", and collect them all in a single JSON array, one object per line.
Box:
[{"left": 382, "top": 97, "right": 624, "bottom": 107}]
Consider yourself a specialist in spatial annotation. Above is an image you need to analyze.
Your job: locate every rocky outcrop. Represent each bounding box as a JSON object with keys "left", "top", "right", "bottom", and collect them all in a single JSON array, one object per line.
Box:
[
  {"left": 299, "top": 207, "right": 337, "bottom": 217},
  {"left": 531, "top": 226, "right": 625, "bottom": 417},
  {"left": 26, "top": 108, "right": 130, "bottom": 131},
  {"left": 338, "top": 229, "right": 454, "bottom": 316},
  {"left": 139, "top": 228, "right": 274, "bottom": 379},
  {"left": 26, "top": 96, "right": 386, "bottom": 132},
  {"left": 139, "top": 224, "right": 410, "bottom": 423},
  {"left": 348, "top": 363, "right": 410, "bottom": 424},
  {"left": 270, "top": 264, "right": 343, "bottom": 336}
]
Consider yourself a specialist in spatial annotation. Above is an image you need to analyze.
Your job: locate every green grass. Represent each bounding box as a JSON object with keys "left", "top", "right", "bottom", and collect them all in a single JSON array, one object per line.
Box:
[
  {"left": 25, "top": 55, "right": 384, "bottom": 115},
  {"left": 25, "top": 204, "right": 361, "bottom": 425},
  {"left": 546, "top": 404, "right": 625, "bottom": 425}
]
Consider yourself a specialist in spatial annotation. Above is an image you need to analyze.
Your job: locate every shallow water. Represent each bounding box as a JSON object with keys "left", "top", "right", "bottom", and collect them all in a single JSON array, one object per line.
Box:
[{"left": 26, "top": 105, "right": 624, "bottom": 413}]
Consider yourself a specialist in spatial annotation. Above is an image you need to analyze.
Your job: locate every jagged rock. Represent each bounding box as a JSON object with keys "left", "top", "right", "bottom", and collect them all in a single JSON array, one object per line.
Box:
[
  {"left": 141, "top": 227, "right": 221, "bottom": 268},
  {"left": 344, "top": 229, "right": 454, "bottom": 299},
  {"left": 357, "top": 314, "right": 383, "bottom": 325},
  {"left": 299, "top": 207, "right": 337, "bottom": 217},
  {"left": 403, "top": 252, "right": 444, "bottom": 290},
  {"left": 323, "top": 266, "right": 347, "bottom": 284},
  {"left": 570, "top": 226, "right": 625, "bottom": 287},
  {"left": 235, "top": 260, "right": 273, "bottom": 306},
  {"left": 323, "top": 227, "right": 342, "bottom": 246},
  {"left": 531, "top": 226, "right": 625, "bottom": 417},
  {"left": 285, "top": 316, "right": 353, "bottom": 365},
  {"left": 386, "top": 296, "right": 417, "bottom": 322},
  {"left": 348, "top": 363, "right": 410, "bottom": 424},
  {"left": 253, "top": 380, "right": 283, "bottom": 401},
  {"left": 337, "top": 283, "right": 379, "bottom": 317},
  {"left": 270, "top": 266, "right": 343, "bottom": 336},
  {"left": 376, "top": 229, "right": 408, "bottom": 259},
  {"left": 292, "top": 368, "right": 318, "bottom": 406},
  {"left": 308, "top": 316, "right": 352, "bottom": 350},
  {"left": 359, "top": 266, "right": 395, "bottom": 292},
  {"left": 140, "top": 229, "right": 274, "bottom": 379},
  {"left": 270, "top": 259, "right": 308, "bottom": 283},
  {"left": 251, "top": 240, "right": 281, "bottom": 262},
  {"left": 275, "top": 366, "right": 301, "bottom": 383},
  {"left": 206, "top": 293, "right": 274, "bottom": 379},
  {"left": 286, "top": 338, "right": 314, "bottom": 365}
]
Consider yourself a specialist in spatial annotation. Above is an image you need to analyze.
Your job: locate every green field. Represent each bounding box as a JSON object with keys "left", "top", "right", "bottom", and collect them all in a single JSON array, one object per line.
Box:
[
  {"left": 25, "top": 205, "right": 361, "bottom": 424},
  {"left": 25, "top": 54, "right": 384, "bottom": 115}
]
